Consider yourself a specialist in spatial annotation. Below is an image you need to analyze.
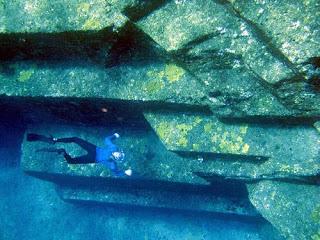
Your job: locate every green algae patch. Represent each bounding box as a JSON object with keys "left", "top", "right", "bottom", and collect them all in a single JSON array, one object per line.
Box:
[
  {"left": 146, "top": 63, "right": 186, "bottom": 85},
  {"left": 0, "top": 0, "right": 128, "bottom": 33},
  {"left": 143, "top": 70, "right": 166, "bottom": 94},
  {"left": 151, "top": 116, "right": 205, "bottom": 149},
  {"left": 145, "top": 112, "right": 251, "bottom": 153},
  {"left": 164, "top": 64, "right": 185, "bottom": 83},
  {"left": 78, "top": 1, "right": 126, "bottom": 31},
  {"left": 147, "top": 69, "right": 165, "bottom": 79},
  {"left": 204, "top": 123, "right": 213, "bottom": 133},
  {"left": 144, "top": 112, "right": 320, "bottom": 180},
  {"left": 203, "top": 120, "right": 250, "bottom": 154},
  {"left": 143, "top": 79, "right": 165, "bottom": 93},
  {"left": 155, "top": 122, "right": 170, "bottom": 142},
  {"left": 82, "top": 18, "right": 102, "bottom": 30},
  {"left": 210, "top": 127, "right": 249, "bottom": 154},
  {"left": 192, "top": 143, "right": 200, "bottom": 151},
  {"left": 8, "top": 63, "right": 37, "bottom": 83},
  {"left": 176, "top": 123, "right": 193, "bottom": 147},
  {"left": 153, "top": 121, "right": 194, "bottom": 148},
  {"left": 17, "top": 69, "right": 35, "bottom": 82},
  {"left": 137, "top": 63, "right": 205, "bottom": 104}
]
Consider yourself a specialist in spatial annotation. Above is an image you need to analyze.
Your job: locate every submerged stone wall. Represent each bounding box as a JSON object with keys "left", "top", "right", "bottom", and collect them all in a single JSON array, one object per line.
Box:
[{"left": 1, "top": 0, "right": 319, "bottom": 239}]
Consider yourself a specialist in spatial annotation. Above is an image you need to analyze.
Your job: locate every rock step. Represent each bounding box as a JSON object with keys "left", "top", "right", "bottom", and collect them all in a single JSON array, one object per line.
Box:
[
  {"left": 58, "top": 183, "right": 260, "bottom": 218},
  {"left": 145, "top": 112, "right": 320, "bottom": 179},
  {"left": 0, "top": 23, "right": 206, "bottom": 108},
  {"left": 0, "top": 0, "right": 128, "bottom": 33}
]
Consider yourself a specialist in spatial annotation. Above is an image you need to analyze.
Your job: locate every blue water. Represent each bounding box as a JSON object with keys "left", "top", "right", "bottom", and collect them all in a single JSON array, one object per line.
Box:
[{"left": 0, "top": 111, "right": 279, "bottom": 240}]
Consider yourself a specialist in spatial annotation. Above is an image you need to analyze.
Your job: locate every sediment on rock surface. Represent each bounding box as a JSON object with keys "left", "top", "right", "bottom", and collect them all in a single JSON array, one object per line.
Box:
[
  {"left": 1, "top": 0, "right": 318, "bottom": 239},
  {"left": 247, "top": 181, "right": 320, "bottom": 240}
]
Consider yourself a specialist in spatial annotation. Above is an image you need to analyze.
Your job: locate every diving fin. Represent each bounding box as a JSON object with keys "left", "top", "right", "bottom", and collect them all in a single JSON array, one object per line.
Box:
[{"left": 27, "top": 133, "right": 54, "bottom": 144}]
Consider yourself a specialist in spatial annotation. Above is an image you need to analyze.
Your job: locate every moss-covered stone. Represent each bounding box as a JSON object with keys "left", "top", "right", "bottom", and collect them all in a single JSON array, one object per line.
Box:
[
  {"left": 137, "top": 0, "right": 295, "bottom": 85},
  {"left": 247, "top": 181, "right": 320, "bottom": 240},
  {"left": 136, "top": 0, "right": 307, "bottom": 118},
  {"left": 17, "top": 69, "right": 35, "bottom": 82},
  {"left": 229, "top": 0, "right": 320, "bottom": 66},
  {"left": 0, "top": 42, "right": 205, "bottom": 106},
  {"left": 136, "top": 0, "right": 320, "bottom": 116},
  {"left": 228, "top": 0, "right": 320, "bottom": 115},
  {"left": 0, "top": 0, "right": 128, "bottom": 33},
  {"left": 164, "top": 63, "right": 186, "bottom": 83},
  {"left": 144, "top": 112, "right": 320, "bottom": 178}
]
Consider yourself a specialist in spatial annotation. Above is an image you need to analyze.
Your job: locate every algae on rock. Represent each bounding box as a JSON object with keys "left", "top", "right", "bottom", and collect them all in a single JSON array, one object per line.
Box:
[{"left": 247, "top": 181, "right": 320, "bottom": 240}]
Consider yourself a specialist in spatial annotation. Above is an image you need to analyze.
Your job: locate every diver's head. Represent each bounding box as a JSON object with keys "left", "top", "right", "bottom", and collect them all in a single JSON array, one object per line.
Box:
[{"left": 111, "top": 150, "right": 125, "bottom": 162}]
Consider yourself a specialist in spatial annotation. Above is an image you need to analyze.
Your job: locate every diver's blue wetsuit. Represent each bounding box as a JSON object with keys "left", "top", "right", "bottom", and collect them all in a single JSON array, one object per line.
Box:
[
  {"left": 53, "top": 134, "right": 126, "bottom": 176},
  {"left": 95, "top": 135, "right": 126, "bottom": 176}
]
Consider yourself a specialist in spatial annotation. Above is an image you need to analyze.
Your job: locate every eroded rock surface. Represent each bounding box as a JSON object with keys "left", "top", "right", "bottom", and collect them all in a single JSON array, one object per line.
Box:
[
  {"left": 247, "top": 181, "right": 320, "bottom": 240},
  {"left": 0, "top": 0, "right": 127, "bottom": 32},
  {"left": 1, "top": 0, "right": 319, "bottom": 239}
]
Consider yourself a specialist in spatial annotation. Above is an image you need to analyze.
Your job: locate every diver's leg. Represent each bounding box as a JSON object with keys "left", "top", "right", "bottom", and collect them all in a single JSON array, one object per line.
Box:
[
  {"left": 55, "top": 137, "right": 96, "bottom": 154},
  {"left": 37, "top": 147, "right": 95, "bottom": 164},
  {"left": 58, "top": 149, "right": 95, "bottom": 164}
]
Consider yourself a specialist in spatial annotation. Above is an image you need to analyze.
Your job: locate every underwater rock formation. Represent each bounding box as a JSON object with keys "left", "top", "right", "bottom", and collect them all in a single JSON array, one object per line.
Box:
[
  {"left": 0, "top": 0, "right": 319, "bottom": 239},
  {"left": 247, "top": 181, "right": 320, "bottom": 240},
  {"left": 0, "top": 0, "right": 128, "bottom": 33},
  {"left": 22, "top": 124, "right": 259, "bottom": 217},
  {"left": 228, "top": 0, "right": 320, "bottom": 116}
]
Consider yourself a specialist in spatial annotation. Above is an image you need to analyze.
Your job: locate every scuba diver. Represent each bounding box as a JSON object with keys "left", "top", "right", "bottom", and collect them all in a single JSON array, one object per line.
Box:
[{"left": 27, "top": 133, "right": 132, "bottom": 177}]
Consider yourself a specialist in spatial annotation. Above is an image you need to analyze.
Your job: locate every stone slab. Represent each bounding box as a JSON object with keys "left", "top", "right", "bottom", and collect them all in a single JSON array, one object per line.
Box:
[
  {"left": 228, "top": 0, "right": 320, "bottom": 115},
  {"left": 137, "top": 0, "right": 296, "bottom": 85},
  {"left": 144, "top": 112, "right": 320, "bottom": 178},
  {"left": 135, "top": 0, "right": 309, "bottom": 118},
  {"left": 192, "top": 67, "right": 292, "bottom": 118},
  {"left": 247, "top": 181, "right": 320, "bottom": 240},
  {"left": 0, "top": 0, "right": 128, "bottom": 33},
  {"left": 229, "top": 0, "right": 320, "bottom": 66},
  {"left": 137, "top": 0, "right": 320, "bottom": 117},
  {"left": 0, "top": 27, "right": 206, "bottom": 106},
  {"left": 58, "top": 184, "right": 260, "bottom": 217}
]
